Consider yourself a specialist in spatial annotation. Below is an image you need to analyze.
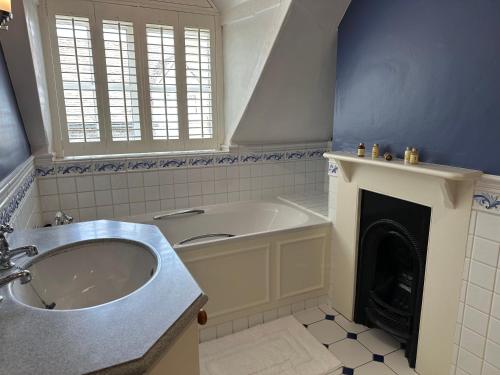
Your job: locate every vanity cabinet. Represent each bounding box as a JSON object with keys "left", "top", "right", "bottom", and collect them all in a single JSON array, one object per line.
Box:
[{"left": 147, "top": 320, "right": 200, "bottom": 375}]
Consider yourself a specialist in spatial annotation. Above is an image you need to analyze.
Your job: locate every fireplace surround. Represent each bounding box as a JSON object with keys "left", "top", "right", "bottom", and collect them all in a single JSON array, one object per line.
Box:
[
  {"left": 325, "top": 151, "right": 482, "bottom": 375},
  {"left": 354, "top": 190, "right": 431, "bottom": 367}
]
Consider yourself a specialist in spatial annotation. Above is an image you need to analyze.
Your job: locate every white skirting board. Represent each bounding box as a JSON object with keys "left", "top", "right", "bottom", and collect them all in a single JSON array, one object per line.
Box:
[{"left": 200, "top": 316, "right": 341, "bottom": 375}]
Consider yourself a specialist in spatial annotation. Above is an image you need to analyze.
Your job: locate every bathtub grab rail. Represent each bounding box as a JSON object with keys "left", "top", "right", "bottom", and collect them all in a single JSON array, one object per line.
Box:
[
  {"left": 153, "top": 209, "right": 205, "bottom": 220},
  {"left": 177, "top": 233, "right": 235, "bottom": 245}
]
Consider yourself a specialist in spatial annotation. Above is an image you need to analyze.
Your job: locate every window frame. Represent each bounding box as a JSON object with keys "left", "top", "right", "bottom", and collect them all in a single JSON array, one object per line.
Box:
[{"left": 41, "top": 0, "right": 223, "bottom": 157}]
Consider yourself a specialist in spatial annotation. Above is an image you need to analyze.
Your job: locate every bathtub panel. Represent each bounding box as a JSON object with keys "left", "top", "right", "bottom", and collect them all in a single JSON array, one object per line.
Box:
[
  {"left": 182, "top": 245, "right": 271, "bottom": 318},
  {"left": 277, "top": 235, "right": 327, "bottom": 299}
]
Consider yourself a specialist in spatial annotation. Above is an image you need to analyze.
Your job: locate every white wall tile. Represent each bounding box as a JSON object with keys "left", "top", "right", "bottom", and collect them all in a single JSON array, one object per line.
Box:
[
  {"left": 76, "top": 176, "right": 94, "bottom": 192},
  {"left": 482, "top": 361, "right": 500, "bottom": 375},
  {"left": 60, "top": 193, "right": 78, "bottom": 210},
  {"left": 144, "top": 186, "right": 160, "bottom": 201},
  {"left": 173, "top": 169, "right": 188, "bottom": 184},
  {"left": 476, "top": 212, "right": 500, "bottom": 242},
  {"left": 112, "top": 189, "right": 129, "bottom": 204},
  {"left": 458, "top": 348, "right": 482, "bottom": 375},
  {"left": 93, "top": 175, "right": 111, "bottom": 191},
  {"left": 470, "top": 261, "right": 497, "bottom": 290},
  {"left": 232, "top": 317, "right": 249, "bottom": 333},
  {"left": 460, "top": 326, "right": 486, "bottom": 357},
  {"left": 57, "top": 177, "right": 76, "bottom": 194},
  {"left": 38, "top": 179, "right": 58, "bottom": 196},
  {"left": 127, "top": 172, "right": 144, "bottom": 188},
  {"left": 485, "top": 340, "right": 500, "bottom": 369},
  {"left": 158, "top": 170, "right": 174, "bottom": 185},
  {"left": 77, "top": 191, "right": 95, "bottom": 208},
  {"left": 466, "top": 284, "right": 493, "bottom": 314},
  {"left": 143, "top": 171, "right": 159, "bottom": 186},
  {"left": 463, "top": 305, "right": 489, "bottom": 336},
  {"left": 110, "top": 174, "right": 127, "bottom": 189},
  {"left": 129, "top": 187, "right": 145, "bottom": 203},
  {"left": 95, "top": 190, "right": 112, "bottom": 206},
  {"left": 473, "top": 237, "right": 500, "bottom": 267},
  {"left": 488, "top": 317, "right": 500, "bottom": 346},
  {"left": 248, "top": 312, "right": 263, "bottom": 327}
]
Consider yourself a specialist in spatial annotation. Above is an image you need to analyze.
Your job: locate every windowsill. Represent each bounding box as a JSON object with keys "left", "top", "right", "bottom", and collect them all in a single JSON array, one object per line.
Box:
[{"left": 51, "top": 148, "right": 230, "bottom": 163}]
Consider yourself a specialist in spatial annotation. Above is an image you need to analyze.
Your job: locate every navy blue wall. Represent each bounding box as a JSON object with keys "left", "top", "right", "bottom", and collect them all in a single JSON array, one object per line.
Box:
[
  {"left": 332, "top": 0, "right": 500, "bottom": 175},
  {"left": 0, "top": 43, "right": 31, "bottom": 182}
]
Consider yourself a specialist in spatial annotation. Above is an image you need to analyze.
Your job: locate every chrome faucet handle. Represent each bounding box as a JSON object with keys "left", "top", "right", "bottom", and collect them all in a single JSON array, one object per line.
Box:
[{"left": 0, "top": 224, "right": 13, "bottom": 236}]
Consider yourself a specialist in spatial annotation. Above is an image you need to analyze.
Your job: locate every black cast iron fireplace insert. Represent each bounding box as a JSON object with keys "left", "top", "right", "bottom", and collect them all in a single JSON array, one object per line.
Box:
[{"left": 354, "top": 190, "right": 431, "bottom": 367}]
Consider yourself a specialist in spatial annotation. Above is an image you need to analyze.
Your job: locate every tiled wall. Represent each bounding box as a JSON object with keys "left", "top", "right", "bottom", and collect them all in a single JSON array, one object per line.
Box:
[
  {"left": 36, "top": 145, "right": 329, "bottom": 225},
  {"left": 0, "top": 158, "right": 41, "bottom": 230},
  {"left": 453, "top": 181, "right": 500, "bottom": 375}
]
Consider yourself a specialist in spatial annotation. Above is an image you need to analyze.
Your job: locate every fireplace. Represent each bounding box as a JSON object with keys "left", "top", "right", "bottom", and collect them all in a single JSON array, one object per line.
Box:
[{"left": 354, "top": 190, "right": 431, "bottom": 367}]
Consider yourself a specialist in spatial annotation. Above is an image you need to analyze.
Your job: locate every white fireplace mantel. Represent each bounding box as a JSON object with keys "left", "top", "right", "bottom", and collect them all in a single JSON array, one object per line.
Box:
[
  {"left": 324, "top": 151, "right": 483, "bottom": 208},
  {"left": 324, "top": 151, "right": 483, "bottom": 375}
]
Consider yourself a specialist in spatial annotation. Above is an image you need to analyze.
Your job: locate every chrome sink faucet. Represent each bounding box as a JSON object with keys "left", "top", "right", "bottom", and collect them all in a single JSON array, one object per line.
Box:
[
  {"left": 54, "top": 211, "right": 73, "bottom": 226},
  {"left": 0, "top": 224, "right": 38, "bottom": 270}
]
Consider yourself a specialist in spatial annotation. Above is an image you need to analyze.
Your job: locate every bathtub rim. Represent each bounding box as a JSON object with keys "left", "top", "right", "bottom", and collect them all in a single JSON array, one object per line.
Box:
[{"left": 120, "top": 198, "right": 332, "bottom": 250}]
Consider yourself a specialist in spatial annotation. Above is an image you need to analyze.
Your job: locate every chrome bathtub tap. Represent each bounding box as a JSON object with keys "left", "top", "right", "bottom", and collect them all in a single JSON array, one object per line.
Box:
[
  {"left": 54, "top": 211, "right": 73, "bottom": 226},
  {"left": 0, "top": 270, "right": 32, "bottom": 288},
  {"left": 0, "top": 224, "right": 38, "bottom": 270}
]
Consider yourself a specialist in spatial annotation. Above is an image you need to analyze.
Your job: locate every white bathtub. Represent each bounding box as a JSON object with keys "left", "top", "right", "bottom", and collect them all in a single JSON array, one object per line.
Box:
[
  {"left": 127, "top": 199, "right": 328, "bottom": 248},
  {"left": 125, "top": 199, "right": 332, "bottom": 330}
]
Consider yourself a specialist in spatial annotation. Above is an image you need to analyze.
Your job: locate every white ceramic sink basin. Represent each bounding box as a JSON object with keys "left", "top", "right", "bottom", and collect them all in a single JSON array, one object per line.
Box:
[{"left": 10, "top": 239, "right": 157, "bottom": 310}]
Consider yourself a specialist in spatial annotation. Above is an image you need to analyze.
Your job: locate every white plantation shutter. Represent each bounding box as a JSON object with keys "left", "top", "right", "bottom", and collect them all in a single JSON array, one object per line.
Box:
[
  {"left": 184, "top": 27, "right": 213, "bottom": 140},
  {"left": 48, "top": 3, "right": 219, "bottom": 156},
  {"left": 102, "top": 20, "right": 141, "bottom": 142},
  {"left": 146, "top": 24, "right": 179, "bottom": 140},
  {"left": 55, "top": 15, "right": 100, "bottom": 143}
]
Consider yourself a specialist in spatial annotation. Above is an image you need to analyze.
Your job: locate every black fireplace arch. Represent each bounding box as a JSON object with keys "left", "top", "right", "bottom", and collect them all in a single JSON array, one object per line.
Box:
[{"left": 354, "top": 191, "right": 431, "bottom": 368}]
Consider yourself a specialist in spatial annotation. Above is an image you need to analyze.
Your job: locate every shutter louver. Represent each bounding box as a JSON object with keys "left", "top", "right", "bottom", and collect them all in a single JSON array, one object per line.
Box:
[
  {"left": 146, "top": 24, "right": 179, "bottom": 140},
  {"left": 184, "top": 27, "right": 213, "bottom": 140},
  {"left": 55, "top": 15, "right": 100, "bottom": 143},
  {"left": 103, "top": 20, "right": 141, "bottom": 142}
]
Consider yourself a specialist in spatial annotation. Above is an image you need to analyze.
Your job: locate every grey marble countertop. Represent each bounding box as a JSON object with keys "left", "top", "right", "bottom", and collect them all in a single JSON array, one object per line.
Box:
[{"left": 0, "top": 220, "right": 207, "bottom": 375}]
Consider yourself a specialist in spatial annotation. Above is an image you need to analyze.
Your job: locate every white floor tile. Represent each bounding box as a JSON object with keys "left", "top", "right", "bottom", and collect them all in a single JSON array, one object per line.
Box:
[
  {"left": 319, "top": 303, "right": 340, "bottom": 316},
  {"left": 357, "top": 329, "right": 400, "bottom": 355},
  {"left": 384, "top": 350, "right": 417, "bottom": 375},
  {"left": 308, "top": 320, "right": 347, "bottom": 345},
  {"left": 329, "top": 338, "right": 372, "bottom": 368},
  {"left": 294, "top": 307, "right": 326, "bottom": 325},
  {"left": 335, "top": 315, "right": 370, "bottom": 334},
  {"left": 355, "top": 361, "right": 396, "bottom": 375}
]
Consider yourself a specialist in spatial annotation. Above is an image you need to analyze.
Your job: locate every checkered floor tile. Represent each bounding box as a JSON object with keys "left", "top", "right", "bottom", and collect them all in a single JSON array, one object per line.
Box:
[{"left": 299, "top": 306, "right": 418, "bottom": 375}]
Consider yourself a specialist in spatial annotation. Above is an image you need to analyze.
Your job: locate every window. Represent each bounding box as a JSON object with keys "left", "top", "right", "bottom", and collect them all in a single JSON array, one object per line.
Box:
[
  {"left": 185, "top": 27, "right": 213, "bottom": 140},
  {"left": 46, "top": 1, "right": 220, "bottom": 156},
  {"left": 146, "top": 24, "right": 179, "bottom": 140},
  {"left": 55, "top": 15, "right": 100, "bottom": 143}
]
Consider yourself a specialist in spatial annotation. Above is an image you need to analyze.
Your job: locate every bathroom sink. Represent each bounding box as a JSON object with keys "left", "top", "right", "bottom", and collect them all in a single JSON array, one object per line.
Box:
[{"left": 10, "top": 239, "right": 157, "bottom": 310}]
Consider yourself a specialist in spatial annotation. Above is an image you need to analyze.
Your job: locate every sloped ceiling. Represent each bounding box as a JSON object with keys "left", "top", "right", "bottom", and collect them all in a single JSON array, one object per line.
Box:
[{"left": 223, "top": 0, "right": 351, "bottom": 145}]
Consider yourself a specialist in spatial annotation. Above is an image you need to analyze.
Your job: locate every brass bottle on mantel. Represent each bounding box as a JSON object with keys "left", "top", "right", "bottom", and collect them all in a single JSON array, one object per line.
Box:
[
  {"left": 372, "top": 144, "right": 380, "bottom": 159},
  {"left": 409, "top": 148, "right": 419, "bottom": 165},
  {"left": 357, "top": 143, "right": 366, "bottom": 157},
  {"left": 404, "top": 147, "right": 412, "bottom": 164}
]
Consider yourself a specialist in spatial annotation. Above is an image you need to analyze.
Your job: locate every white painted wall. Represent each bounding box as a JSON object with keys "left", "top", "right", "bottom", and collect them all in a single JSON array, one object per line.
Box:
[
  {"left": 230, "top": 0, "right": 351, "bottom": 145},
  {"left": 220, "top": 0, "right": 291, "bottom": 145},
  {"left": 0, "top": 0, "right": 52, "bottom": 156}
]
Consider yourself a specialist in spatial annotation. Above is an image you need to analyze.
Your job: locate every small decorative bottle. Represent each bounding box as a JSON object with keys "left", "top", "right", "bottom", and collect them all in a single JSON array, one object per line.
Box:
[
  {"left": 371, "top": 144, "right": 380, "bottom": 159},
  {"left": 409, "top": 148, "right": 419, "bottom": 164},
  {"left": 357, "top": 143, "right": 365, "bottom": 157},
  {"left": 404, "top": 147, "right": 412, "bottom": 164}
]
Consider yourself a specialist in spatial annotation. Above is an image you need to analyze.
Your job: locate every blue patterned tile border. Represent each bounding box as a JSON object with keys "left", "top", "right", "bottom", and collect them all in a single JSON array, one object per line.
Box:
[
  {"left": 158, "top": 158, "right": 187, "bottom": 169},
  {"left": 56, "top": 163, "right": 92, "bottom": 175},
  {"left": 474, "top": 192, "right": 500, "bottom": 212},
  {"left": 189, "top": 156, "right": 214, "bottom": 167},
  {"left": 35, "top": 165, "right": 56, "bottom": 177},
  {"left": 215, "top": 154, "right": 239, "bottom": 165},
  {"left": 94, "top": 161, "right": 126, "bottom": 173},
  {"left": 240, "top": 153, "right": 262, "bottom": 163},
  {"left": 263, "top": 152, "right": 285, "bottom": 162},
  {"left": 328, "top": 162, "right": 338, "bottom": 177},
  {"left": 0, "top": 171, "right": 36, "bottom": 226},
  {"left": 286, "top": 151, "right": 306, "bottom": 160},
  {"left": 307, "top": 149, "right": 327, "bottom": 159},
  {"left": 127, "top": 159, "right": 157, "bottom": 170}
]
